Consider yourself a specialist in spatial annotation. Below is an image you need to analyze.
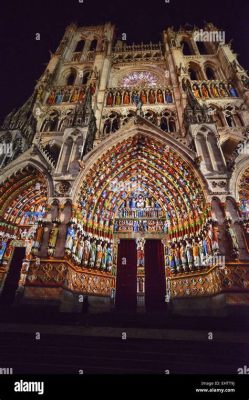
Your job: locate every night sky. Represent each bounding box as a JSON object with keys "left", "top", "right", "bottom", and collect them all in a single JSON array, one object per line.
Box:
[{"left": 0, "top": 0, "right": 248, "bottom": 122}]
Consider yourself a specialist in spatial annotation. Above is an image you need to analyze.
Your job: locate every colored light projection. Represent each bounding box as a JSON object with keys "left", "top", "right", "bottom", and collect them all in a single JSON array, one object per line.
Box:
[
  {"left": 75, "top": 135, "right": 209, "bottom": 239},
  {"left": 239, "top": 166, "right": 249, "bottom": 218},
  {"left": 0, "top": 167, "right": 48, "bottom": 261},
  {"left": 114, "top": 187, "right": 167, "bottom": 233},
  {"left": 120, "top": 71, "right": 158, "bottom": 88}
]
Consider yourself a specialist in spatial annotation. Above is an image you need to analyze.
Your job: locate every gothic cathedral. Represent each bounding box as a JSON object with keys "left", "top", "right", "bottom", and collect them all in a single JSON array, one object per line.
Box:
[{"left": 0, "top": 22, "right": 249, "bottom": 314}]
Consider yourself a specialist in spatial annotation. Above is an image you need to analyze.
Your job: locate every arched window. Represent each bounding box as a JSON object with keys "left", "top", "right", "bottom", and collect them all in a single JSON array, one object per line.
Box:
[
  {"left": 225, "top": 111, "right": 236, "bottom": 127},
  {"left": 159, "top": 111, "right": 176, "bottom": 133},
  {"left": 223, "top": 106, "right": 243, "bottom": 128},
  {"left": 58, "top": 118, "right": 67, "bottom": 132},
  {"left": 160, "top": 117, "right": 168, "bottom": 132},
  {"left": 82, "top": 71, "right": 90, "bottom": 85},
  {"left": 42, "top": 118, "right": 57, "bottom": 132},
  {"left": 74, "top": 39, "right": 85, "bottom": 52},
  {"left": 169, "top": 117, "right": 176, "bottom": 132},
  {"left": 50, "top": 117, "right": 58, "bottom": 131},
  {"left": 181, "top": 40, "right": 194, "bottom": 55},
  {"left": 103, "top": 112, "right": 120, "bottom": 135},
  {"left": 112, "top": 117, "right": 119, "bottom": 132},
  {"left": 205, "top": 67, "right": 216, "bottom": 80},
  {"left": 188, "top": 61, "right": 204, "bottom": 80},
  {"left": 41, "top": 112, "right": 59, "bottom": 132},
  {"left": 103, "top": 119, "right": 111, "bottom": 134},
  {"left": 189, "top": 68, "right": 198, "bottom": 80},
  {"left": 41, "top": 119, "right": 50, "bottom": 132},
  {"left": 90, "top": 39, "right": 98, "bottom": 51},
  {"left": 66, "top": 70, "right": 76, "bottom": 86},
  {"left": 58, "top": 110, "right": 74, "bottom": 131}
]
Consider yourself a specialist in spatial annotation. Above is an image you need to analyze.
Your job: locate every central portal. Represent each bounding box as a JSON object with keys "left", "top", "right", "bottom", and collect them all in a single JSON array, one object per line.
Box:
[
  {"left": 74, "top": 132, "right": 208, "bottom": 314},
  {"left": 113, "top": 181, "right": 168, "bottom": 311},
  {"left": 115, "top": 237, "right": 166, "bottom": 312},
  {"left": 116, "top": 239, "right": 137, "bottom": 311}
]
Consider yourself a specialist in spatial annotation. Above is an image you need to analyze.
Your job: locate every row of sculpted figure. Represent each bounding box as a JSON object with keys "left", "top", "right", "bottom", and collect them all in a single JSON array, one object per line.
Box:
[
  {"left": 65, "top": 223, "right": 113, "bottom": 271},
  {"left": 106, "top": 88, "right": 173, "bottom": 106},
  {"left": 114, "top": 218, "right": 168, "bottom": 233},
  {"left": 165, "top": 220, "right": 220, "bottom": 273},
  {"left": 165, "top": 217, "right": 241, "bottom": 273},
  {"left": 46, "top": 83, "right": 96, "bottom": 105},
  {"left": 192, "top": 82, "right": 238, "bottom": 99}
]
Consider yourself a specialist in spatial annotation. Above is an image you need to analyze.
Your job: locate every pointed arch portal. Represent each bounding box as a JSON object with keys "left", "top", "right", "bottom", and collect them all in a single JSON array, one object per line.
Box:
[
  {"left": 72, "top": 133, "right": 209, "bottom": 310},
  {"left": 75, "top": 134, "right": 208, "bottom": 239}
]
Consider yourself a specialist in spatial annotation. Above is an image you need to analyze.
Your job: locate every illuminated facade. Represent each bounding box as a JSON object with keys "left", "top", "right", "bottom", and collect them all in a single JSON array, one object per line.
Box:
[{"left": 0, "top": 22, "right": 249, "bottom": 313}]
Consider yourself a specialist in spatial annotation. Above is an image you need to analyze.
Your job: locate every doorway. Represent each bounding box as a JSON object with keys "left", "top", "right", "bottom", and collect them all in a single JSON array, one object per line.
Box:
[
  {"left": 115, "top": 239, "right": 137, "bottom": 312},
  {"left": 144, "top": 239, "right": 166, "bottom": 312},
  {"left": 0, "top": 247, "right": 25, "bottom": 305}
]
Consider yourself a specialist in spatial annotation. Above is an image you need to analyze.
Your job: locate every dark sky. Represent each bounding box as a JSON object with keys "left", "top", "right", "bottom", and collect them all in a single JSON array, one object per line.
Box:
[{"left": 0, "top": 0, "right": 248, "bottom": 122}]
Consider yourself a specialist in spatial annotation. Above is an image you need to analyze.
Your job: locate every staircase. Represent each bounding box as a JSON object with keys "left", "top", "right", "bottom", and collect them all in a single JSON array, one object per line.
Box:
[
  {"left": 0, "top": 330, "right": 248, "bottom": 374},
  {"left": 0, "top": 308, "right": 249, "bottom": 374}
]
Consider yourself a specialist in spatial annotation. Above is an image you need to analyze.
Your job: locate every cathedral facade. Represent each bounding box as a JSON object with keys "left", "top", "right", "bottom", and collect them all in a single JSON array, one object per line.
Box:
[{"left": 0, "top": 22, "right": 249, "bottom": 314}]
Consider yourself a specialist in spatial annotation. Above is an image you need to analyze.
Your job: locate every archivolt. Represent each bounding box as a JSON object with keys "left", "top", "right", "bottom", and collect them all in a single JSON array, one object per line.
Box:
[{"left": 74, "top": 134, "right": 209, "bottom": 237}]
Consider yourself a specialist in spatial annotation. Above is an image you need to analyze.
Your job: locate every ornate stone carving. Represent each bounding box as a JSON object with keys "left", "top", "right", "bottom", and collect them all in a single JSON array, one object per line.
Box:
[{"left": 55, "top": 181, "right": 71, "bottom": 195}]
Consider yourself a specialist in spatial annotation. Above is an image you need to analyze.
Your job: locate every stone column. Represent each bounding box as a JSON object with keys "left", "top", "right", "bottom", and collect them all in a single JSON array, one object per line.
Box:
[
  {"left": 54, "top": 201, "right": 72, "bottom": 258},
  {"left": 136, "top": 238, "right": 145, "bottom": 312},
  {"left": 40, "top": 201, "right": 59, "bottom": 257}
]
